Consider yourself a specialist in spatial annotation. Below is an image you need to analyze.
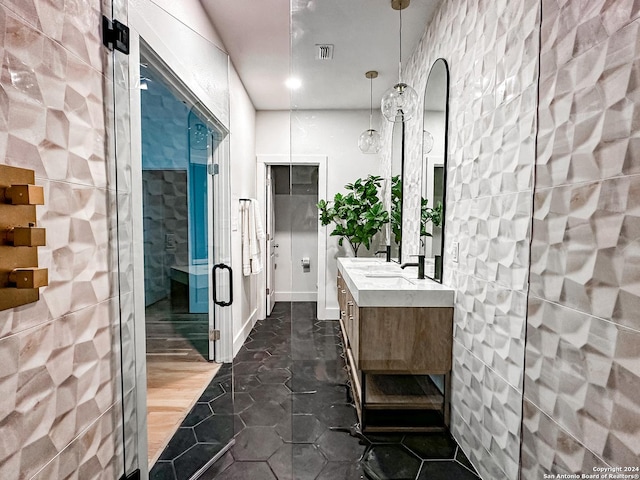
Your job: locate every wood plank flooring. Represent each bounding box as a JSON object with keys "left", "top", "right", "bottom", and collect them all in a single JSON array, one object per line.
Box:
[
  {"left": 145, "top": 298, "right": 219, "bottom": 466},
  {"left": 147, "top": 359, "right": 220, "bottom": 466}
]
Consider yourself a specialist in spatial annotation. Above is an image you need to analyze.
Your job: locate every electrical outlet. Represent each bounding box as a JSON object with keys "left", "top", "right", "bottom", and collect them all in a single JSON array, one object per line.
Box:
[{"left": 451, "top": 241, "right": 459, "bottom": 263}]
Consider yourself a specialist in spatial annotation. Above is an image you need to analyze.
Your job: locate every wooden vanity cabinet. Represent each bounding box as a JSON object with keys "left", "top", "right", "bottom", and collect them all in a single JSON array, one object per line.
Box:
[{"left": 337, "top": 274, "right": 453, "bottom": 432}]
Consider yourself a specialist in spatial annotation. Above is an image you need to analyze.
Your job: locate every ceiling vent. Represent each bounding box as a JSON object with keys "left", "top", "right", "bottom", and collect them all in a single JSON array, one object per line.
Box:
[{"left": 315, "top": 44, "right": 334, "bottom": 60}]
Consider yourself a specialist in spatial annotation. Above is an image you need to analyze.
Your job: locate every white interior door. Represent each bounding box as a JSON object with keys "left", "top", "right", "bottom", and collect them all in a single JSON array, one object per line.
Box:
[
  {"left": 266, "top": 166, "right": 276, "bottom": 315},
  {"left": 266, "top": 167, "right": 277, "bottom": 315}
]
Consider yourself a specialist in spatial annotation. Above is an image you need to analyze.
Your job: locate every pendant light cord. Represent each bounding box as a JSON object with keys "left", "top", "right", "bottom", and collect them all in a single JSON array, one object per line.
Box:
[
  {"left": 398, "top": 7, "right": 403, "bottom": 83},
  {"left": 369, "top": 76, "right": 373, "bottom": 129}
]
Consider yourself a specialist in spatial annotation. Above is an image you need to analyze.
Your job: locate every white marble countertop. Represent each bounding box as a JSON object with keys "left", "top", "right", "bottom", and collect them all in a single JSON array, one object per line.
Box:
[{"left": 337, "top": 257, "right": 454, "bottom": 308}]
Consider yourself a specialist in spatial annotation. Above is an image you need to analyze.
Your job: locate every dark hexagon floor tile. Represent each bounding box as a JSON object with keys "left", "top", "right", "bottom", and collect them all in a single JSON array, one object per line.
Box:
[
  {"left": 209, "top": 394, "right": 234, "bottom": 415},
  {"left": 245, "top": 337, "right": 278, "bottom": 352},
  {"left": 182, "top": 403, "right": 213, "bottom": 427},
  {"left": 362, "top": 444, "right": 422, "bottom": 480},
  {"left": 274, "top": 417, "right": 292, "bottom": 442},
  {"left": 402, "top": 433, "right": 457, "bottom": 460},
  {"left": 317, "top": 429, "right": 367, "bottom": 462},
  {"left": 234, "top": 349, "right": 271, "bottom": 362},
  {"left": 270, "top": 343, "right": 291, "bottom": 356},
  {"left": 250, "top": 383, "right": 292, "bottom": 404},
  {"left": 173, "top": 443, "right": 226, "bottom": 480},
  {"left": 232, "top": 426, "right": 283, "bottom": 461},
  {"left": 250, "top": 330, "right": 278, "bottom": 339},
  {"left": 260, "top": 355, "right": 292, "bottom": 369},
  {"left": 233, "top": 361, "right": 262, "bottom": 375},
  {"left": 234, "top": 413, "right": 246, "bottom": 434},
  {"left": 199, "top": 382, "right": 225, "bottom": 402},
  {"left": 234, "top": 374, "right": 261, "bottom": 392},
  {"left": 315, "top": 403, "right": 358, "bottom": 428},
  {"left": 240, "top": 400, "right": 288, "bottom": 427},
  {"left": 286, "top": 377, "right": 323, "bottom": 393},
  {"left": 159, "top": 427, "right": 197, "bottom": 461},
  {"left": 455, "top": 446, "right": 476, "bottom": 472},
  {"left": 275, "top": 414, "right": 327, "bottom": 443},
  {"left": 291, "top": 342, "right": 342, "bottom": 361},
  {"left": 268, "top": 443, "right": 327, "bottom": 480},
  {"left": 198, "top": 450, "right": 234, "bottom": 479},
  {"left": 257, "top": 367, "right": 291, "bottom": 384},
  {"left": 212, "top": 461, "right": 277, "bottom": 480},
  {"left": 417, "top": 460, "right": 480, "bottom": 479},
  {"left": 316, "top": 461, "right": 367, "bottom": 480},
  {"left": 149, "top": 460, "right": 174, "bottom": 480},
  {"left": 193, "top": 414, "right": 234, "bottom": 443},
  {"left": 291, "top": 360, "right": 349, "bottom": 384},
  {"left": 290, "top": 392, "right": 324, "bottom": 414},
  {"left": 292, "top": 414, "right": 327, "bottom": 443},
  {"left": 292, "top": 385, "right": 348, "bottom": 407},
  {"left": 233, "top": 392, "right": 254, "bottom": 413}
]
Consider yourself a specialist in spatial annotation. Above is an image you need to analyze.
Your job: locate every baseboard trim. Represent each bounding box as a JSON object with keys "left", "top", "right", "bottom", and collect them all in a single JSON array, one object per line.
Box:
[
  {"left": 233, "top": 308, "right": 257, "bottom": 356},
  {"left": 324, "top": 307, "right": 340, "bottom": 320},
  {"left": 274, "top": 292, "right": 317, "bottom": 302}
]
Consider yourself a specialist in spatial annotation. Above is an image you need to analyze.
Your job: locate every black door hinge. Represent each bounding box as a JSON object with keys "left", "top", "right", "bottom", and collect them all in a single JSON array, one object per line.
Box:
[
  {"left": 102, "top": 15, "right": 130, "bottom": 55},
  {"left": 119, "top": 469, "right": 140, "bottom": 480}
]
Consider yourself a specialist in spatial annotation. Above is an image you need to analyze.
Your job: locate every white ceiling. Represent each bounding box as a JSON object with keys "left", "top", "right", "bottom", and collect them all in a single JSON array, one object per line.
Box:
[{"left": 200, "top": 0, "right": 442, "bottom": 110}]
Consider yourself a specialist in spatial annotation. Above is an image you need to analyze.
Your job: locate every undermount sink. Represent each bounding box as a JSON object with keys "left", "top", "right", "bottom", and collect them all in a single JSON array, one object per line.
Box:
[
  {"left": 365, "top": 273, "right": 407, "bottom": 278},
  {"left": 364, "top": 274, "right": 415, "bottom": 286}
]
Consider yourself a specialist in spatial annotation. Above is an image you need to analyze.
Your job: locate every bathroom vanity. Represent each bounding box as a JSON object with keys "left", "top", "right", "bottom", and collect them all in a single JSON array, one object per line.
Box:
[{"left": 337, "top": 257, "right": 454, "bottom": 432}]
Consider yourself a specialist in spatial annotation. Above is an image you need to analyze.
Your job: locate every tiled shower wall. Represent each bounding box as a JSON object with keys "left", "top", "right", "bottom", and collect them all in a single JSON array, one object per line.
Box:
[
  {"left": 390, "top": 0, "right": 540, "bottom": 478},
  {"left": 0, "top": 0, "right": 128, "bottom": 479},
  {"left": 397, "top": 0, "right": 640, "bottom": 478},
  {"left": 522, "top": 0, "right": 640, "bottom": 476},
  {"left": 142, "top": 170, "right": 188, "bottom": 305}
]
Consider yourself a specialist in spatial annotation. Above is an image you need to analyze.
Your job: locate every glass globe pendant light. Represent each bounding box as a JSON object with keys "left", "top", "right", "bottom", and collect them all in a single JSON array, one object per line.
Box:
[
  {"left": 381, "top": 0, "right": 419, "bottom": 123},
  {"left": 358, "top": 71, "right": 382, "bottom": 154}
]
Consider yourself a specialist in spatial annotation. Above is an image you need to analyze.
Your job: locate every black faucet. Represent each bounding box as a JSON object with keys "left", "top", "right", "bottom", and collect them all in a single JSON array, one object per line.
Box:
[
  {"left": 400, "top": 254, "right": 425, "bottom": 279},
  {"left": 374, "top": 245, "right": 392, "bottom": 262}
]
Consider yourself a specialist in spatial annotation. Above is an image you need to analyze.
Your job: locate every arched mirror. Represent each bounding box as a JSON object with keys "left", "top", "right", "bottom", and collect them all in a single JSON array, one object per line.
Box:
[
  {"left": 421, "top": 58, "right": 449, "bottom": 282},
  {"left": 389, "top": 119, "right": 405, "bottom": 262}
]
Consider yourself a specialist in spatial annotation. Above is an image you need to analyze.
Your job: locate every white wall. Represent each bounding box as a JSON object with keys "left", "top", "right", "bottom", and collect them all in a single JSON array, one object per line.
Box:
[
  {"left": 273, "top": 194, "right": 318, "bottom": 301},
  {"left": 228, "top": 67, "right": 258, "bottom": 354},
  {"left": 256, "top": 109, "right": 385, "bottom": 318}
]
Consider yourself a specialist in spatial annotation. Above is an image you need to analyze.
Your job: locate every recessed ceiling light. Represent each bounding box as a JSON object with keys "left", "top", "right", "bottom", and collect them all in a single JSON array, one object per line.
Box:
[{"left": 285, "top": 77, "right": 302, "bottom": 90}]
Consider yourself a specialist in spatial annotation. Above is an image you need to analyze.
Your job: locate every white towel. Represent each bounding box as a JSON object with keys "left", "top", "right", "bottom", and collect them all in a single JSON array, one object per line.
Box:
[
  {"left": 241, "top": 202, "right": 251, "bottom": 276},
  {"left": 241, "top": 199, "right": 265, "bottom": 276},
  {"left": 249, "top": 199, "right": 265, "bottom": 274}
]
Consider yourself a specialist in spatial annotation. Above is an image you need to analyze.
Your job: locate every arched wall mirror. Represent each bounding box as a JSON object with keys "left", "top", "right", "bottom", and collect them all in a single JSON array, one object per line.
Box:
[
  {"left": 390, "top": 119, "right": 404, "bottom": 262},
  {"left": 421, "top": 58, "right": 449, "bottom": 282}
]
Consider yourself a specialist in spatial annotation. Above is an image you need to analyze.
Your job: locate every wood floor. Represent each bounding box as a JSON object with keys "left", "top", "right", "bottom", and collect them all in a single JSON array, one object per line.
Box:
[
  {"left": 147, "top": 359, "right": 220, "bottom": 466},
  {"left": 145, "top": 298, "right": 219, "bottom": 466}
]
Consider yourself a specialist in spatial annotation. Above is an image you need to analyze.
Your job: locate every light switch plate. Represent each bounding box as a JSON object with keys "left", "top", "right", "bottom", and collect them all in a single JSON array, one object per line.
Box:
[{"left": 451, "top": 241, "right": 459, "bottom": 263}]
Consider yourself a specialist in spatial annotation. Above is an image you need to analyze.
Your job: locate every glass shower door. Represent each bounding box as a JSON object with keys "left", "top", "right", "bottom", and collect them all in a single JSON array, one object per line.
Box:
[{"left": 107, "top": 0, "right": 235, "bottom": 477}]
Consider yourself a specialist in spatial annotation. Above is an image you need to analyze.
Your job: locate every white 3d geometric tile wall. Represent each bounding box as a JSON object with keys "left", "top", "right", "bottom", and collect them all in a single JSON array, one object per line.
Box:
[
  {"left": 388, "top": 0, "right": 540, "bottom": 478},
  {"left": 524, "top": 0, "right": 640, "bottom": 476},
  {"left": 0, "top": 0, "right": 128, "bottom": 478}
]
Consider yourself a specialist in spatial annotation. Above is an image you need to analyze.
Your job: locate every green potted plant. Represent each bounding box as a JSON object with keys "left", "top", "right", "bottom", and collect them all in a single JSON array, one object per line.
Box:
[
  {"left": 317, "top": 174, "right": 389, "bottom": 256},
  {"left": 390, "top": 176, "right": 443, "bottom": 244}
]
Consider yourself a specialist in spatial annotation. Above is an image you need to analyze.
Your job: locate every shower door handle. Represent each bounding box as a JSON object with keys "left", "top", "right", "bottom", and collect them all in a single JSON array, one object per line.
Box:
[{"left": 212, "top": 263, "right": 233, "bottom": 307}]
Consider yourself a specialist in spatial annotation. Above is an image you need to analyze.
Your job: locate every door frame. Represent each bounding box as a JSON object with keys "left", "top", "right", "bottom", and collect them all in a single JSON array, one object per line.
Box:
[
  {"left": 265, "top": 165, "right": 276, "bottom": 315},
  {"left": 256, "top": 155, "right": 328, "bottom": 320}
]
